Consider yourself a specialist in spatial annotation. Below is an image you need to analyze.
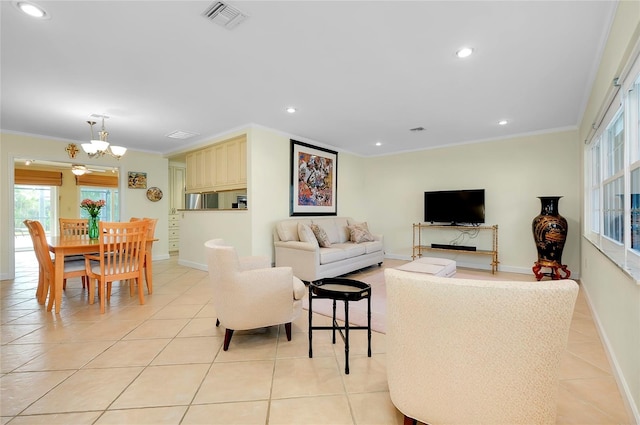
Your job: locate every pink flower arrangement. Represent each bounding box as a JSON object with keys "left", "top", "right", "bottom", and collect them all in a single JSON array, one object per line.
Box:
[{"left": 80, "top": 199, "right": 106, "bottom": 217}]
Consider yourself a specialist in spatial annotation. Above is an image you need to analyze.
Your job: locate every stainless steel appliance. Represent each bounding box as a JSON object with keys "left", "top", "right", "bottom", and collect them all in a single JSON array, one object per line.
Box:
[
  {"left": 185, "top": 193, "right": 202, "bottom": 210},
  {"left": 184, "top": 192, "right": 218, "bottom": 209}
]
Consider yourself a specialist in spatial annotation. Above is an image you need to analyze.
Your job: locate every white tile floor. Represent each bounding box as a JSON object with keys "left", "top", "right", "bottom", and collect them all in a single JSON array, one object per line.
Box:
[{"left": 0, "top": 253, "right": 632, "bottom": 424}]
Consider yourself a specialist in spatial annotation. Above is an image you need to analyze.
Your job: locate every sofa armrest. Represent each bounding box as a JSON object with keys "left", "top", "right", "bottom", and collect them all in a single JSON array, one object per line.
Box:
[
  {"left": 275, "top": 241, "right": 320, "bottom": 282},
  {"left": 274, "top": 240, "right": 317, "bottom": 252}
]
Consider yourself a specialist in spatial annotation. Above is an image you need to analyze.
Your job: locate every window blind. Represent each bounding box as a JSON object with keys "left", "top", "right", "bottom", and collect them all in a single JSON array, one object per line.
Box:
[
  {"left": 75, "top": 174, "right": 118, "bottom": 188},
  {"left": 14, "top": 169, "right": 63, "bottom": 186}
]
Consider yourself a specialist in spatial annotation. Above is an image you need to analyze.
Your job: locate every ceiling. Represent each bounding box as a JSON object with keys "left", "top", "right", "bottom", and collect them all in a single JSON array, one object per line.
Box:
[{"left": 1, "top": 1, "right": 617, "bottom": 158}]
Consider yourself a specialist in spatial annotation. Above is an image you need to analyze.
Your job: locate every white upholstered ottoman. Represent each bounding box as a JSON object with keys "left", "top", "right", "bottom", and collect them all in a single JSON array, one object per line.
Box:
[{"left": 396, "top": 257, "right": 457, "bottom": 277}]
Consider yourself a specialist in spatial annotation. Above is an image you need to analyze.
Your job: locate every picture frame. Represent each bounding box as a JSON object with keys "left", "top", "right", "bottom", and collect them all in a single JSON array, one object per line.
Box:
[
  {"left": 128, "top": 171, "right": 147, "bottom": 189},
  {"left": 290, "top": 139, "right": 338, "bottom": 216}
]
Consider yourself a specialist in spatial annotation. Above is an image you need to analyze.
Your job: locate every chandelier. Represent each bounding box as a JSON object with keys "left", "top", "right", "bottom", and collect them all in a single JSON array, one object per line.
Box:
[{"left": 81, "top": 116, "right": 127, "bottom": 159}]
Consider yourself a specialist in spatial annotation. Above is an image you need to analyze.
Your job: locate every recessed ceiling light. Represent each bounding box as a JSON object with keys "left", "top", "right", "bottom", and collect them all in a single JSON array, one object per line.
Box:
[
  {"left": 15, "top": 1, "right": 49, "bottom": 19},
  {"left": 498, "top": 120, "right": 508, "bottom": 126},
  {"left": 375, "top": 142, "right": 382, "bottom": 146},
  {"left": 286, "top": 107, "right": 296, "bottom": 114},
  {"left": 456, "top": 47, "right": 473, "bottom": 58}
]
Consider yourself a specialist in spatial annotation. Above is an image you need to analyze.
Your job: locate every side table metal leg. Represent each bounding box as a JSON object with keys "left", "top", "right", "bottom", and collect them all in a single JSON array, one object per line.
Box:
[
  {"left": 332, "top": 299, "right": 337, "bottom": 344},
  {"left": 344, "top": 300, "right": 350, "bottom": 374},
  {"left": 308, "top": 285, "right": 313, "bottom": 358},
  {"left": 367, "top": 294, "right": 372, "bottom": 357}
]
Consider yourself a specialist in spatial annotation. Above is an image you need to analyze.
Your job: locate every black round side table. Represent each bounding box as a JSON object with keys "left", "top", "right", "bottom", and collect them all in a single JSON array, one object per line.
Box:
[{"left": 308, "top": 278, "right": 371, "bottom": 374}]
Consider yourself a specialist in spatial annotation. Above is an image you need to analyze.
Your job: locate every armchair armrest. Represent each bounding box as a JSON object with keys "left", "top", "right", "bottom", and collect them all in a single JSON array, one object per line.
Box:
[{"left": 239, "top": 255, "right": 271, "bottom": 271}]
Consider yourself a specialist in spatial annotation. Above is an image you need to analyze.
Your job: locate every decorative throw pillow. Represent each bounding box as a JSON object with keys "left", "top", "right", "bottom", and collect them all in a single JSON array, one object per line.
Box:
[
  {"left": 310, "top": 224, "right": 332, "bottom": 247},
  {"left": 298, "top": 223, "right": 318, "bottom": 246},
  {"left": 348, "top": 222, "right": 375, "bottom": 243}
]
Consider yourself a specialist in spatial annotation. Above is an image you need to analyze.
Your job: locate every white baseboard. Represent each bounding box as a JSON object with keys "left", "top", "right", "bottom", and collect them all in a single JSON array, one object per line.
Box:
[
  {"left": 581, "top": 284, "right": 640, "bottom": 424},
  {"left": 177, "top": 258, "right": 207, "bottom": 271}
]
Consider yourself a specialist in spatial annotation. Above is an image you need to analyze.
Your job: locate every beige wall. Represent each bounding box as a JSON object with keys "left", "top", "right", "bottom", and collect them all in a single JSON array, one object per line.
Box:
[
  {"left": 363, "top": 130, "right": 581, "bottom": 274},
  {"left": 579, "top": 0, "right": 640, "bottom": 420},
  {"left": 0, "top": 133, "right": 170, "bottom": 279}
]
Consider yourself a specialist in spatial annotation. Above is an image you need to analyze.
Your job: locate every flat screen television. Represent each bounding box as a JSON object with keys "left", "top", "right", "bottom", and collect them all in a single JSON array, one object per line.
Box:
[{"left": 424, "top": 189, "right": 485, "bottom": 225}]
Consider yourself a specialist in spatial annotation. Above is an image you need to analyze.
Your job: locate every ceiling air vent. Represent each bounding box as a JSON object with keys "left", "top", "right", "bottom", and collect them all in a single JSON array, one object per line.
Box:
[
  {"left": 202, "top": 2, "right": 248, "bottom": 29},
  {"left": 166, "top": 130, "right": 199, "bottom": 140}
]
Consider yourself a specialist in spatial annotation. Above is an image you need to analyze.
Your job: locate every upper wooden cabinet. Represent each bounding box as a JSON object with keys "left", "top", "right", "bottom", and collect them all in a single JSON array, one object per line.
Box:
[{"left": 185, "top": 135, "right": 247, "bottom": 193}]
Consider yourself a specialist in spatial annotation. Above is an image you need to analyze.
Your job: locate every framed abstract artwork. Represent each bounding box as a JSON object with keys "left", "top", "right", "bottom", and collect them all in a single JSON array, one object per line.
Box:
[{"left": 290, "top": 139, "right": 338, "bottom": 216}]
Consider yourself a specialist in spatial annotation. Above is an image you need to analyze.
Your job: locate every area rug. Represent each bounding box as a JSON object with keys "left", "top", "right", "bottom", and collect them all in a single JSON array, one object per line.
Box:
[{"left": 302, "top": 268, "right": 508, "bottom": 334}]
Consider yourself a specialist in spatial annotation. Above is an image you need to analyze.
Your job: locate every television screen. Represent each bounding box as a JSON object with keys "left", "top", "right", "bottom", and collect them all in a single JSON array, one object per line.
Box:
[{"left": 424, "top": 189, "right": 485, "bottom": 224}]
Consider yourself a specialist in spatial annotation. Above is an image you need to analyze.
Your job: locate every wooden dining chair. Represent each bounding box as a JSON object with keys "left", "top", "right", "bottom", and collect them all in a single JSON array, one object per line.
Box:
[
  {"left": 58, "top": 217, "right": 90, "bottom": 289},
  {"left": 130, "top": 217, "right": 157, "bottom": 294},
  {"left": 24, "top": 219, "right": 87, "bottom": 310},
  {"left": 59, "top": 218, "right": 89, "bottom": 236},
  {"left": 84, "top": 220, "right": 149, "bottom": 314}
]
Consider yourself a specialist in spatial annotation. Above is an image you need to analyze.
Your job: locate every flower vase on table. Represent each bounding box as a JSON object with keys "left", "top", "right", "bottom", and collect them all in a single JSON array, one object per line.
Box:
[
  {"left": 88, "top": 215, "right": 100, "bottom": 239},
  {"left": 80, "top": 199, "right": 106, "bottom": 240}
]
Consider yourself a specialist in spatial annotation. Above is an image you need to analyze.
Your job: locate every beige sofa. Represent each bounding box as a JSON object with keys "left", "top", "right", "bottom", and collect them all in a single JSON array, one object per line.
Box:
[{"left": 274, "top": 217, "right": 384, "bottom": 282}]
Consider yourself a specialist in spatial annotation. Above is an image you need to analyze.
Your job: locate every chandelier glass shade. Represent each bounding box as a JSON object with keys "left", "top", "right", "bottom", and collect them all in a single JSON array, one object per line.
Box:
[{"left": 81, "top": 117, "right": 127, "bottom": 159}]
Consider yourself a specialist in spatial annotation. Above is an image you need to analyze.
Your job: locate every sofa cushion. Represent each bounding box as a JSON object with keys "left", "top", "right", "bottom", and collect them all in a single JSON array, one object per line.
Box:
[
  {"left": 298, "top": 223, "right": 319, "bottom": 246},
  {"left": 312, "top": 218, "right": 340, "bottom": 244},
  {"left": 318, "top": 247, "right": 349, "bottom": 264},
  {"left": 310, "top": 224, "right": 332, "bottom": 247},
  {"left": 348, "top": 222, "right": 375, "bottom": 243},
  {"left": 361, "top": 240, "right": 383, "bottom": 254},
  {"left": 332, "top": 242, "right": 366, "bottom": 258},
  {"left": 277, "top": 220, "right": 300, "bottom": 242}
]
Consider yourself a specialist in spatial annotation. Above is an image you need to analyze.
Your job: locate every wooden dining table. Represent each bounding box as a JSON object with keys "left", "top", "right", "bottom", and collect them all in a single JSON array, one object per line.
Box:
[{"left": 47, "top": 235, "right": 156, "bottom": 313}]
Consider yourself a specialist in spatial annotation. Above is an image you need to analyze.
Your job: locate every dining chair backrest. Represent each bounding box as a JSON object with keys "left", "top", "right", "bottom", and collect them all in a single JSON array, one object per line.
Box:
[
  {"left": 97, "top": 220, "right": 149, "bottom": 273},
  {"left": 130, "top": 217, "right": 158, "bottom": 239},
  {"left": 59, "top": 218, "right": 89, "bottom": 236},
  {"left": 24, "top": 219, "right": 87, "bottom": 309},
  {"left": 24, "top": 219, "right": 53, "bottom": 275},
  {"left": 85, "top": 220, "right": 149, "bottom": 314}
]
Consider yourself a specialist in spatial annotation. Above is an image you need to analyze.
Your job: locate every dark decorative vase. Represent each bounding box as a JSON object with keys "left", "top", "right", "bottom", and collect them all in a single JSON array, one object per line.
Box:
[
  {"left": 88, "top": 216, "right": 100, "bottom": 239},
  {"left": 532, "top": 196, "right": 570, "bottom": 280}
]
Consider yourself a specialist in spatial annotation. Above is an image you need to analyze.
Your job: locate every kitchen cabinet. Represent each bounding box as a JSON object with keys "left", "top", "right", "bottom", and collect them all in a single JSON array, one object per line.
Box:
[
  {"left": 169, "top": 164, "right": 185, "bottom": 214},
  {"left": 168, "top": 214, "right": 180, "bottom": 252},
  {"left": 185, "top": 150, "right": 210, "bottom": 192},
  {"left": 185, "top": 135, "right": 247, "bottom": 193},
  {"left": 169, "top": 164, "right": 185, "bottom": 252}
]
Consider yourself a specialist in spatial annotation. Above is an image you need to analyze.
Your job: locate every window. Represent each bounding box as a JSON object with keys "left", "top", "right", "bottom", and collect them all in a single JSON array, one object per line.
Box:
[
  {"left": 586, "top": 65, "right": 640, "bottom": 277},
  {"left": 79, "top": 187, "right": 119, "bottom": 221},
  {"left": 14, "top": 185, "right": 57, "bottom": 250}
]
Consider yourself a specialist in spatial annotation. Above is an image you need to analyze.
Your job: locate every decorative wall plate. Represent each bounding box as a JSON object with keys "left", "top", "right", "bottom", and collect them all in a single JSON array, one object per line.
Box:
[{"left": 146, "top": 187, "right": 163, "bottom": 202}]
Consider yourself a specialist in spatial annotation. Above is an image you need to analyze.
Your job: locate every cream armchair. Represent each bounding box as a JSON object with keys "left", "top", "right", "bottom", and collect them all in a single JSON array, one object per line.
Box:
[
  {"left": 205, "top": 239, "right": 306, "bottom": 350},
  {"left": 384, "top": 268, "right": 579, "bottom": 425}
]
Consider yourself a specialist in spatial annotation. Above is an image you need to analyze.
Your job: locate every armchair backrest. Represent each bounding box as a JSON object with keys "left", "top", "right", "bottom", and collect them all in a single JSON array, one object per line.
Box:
[
  {"left": 385, "top": 268, "right": 579, "bottom": 425},
  {"left": 205, "top": 239, "right": 241, "bottom": 282},
  {"left": 205, "top": 238, "right": 296, "bottom": 331}
]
